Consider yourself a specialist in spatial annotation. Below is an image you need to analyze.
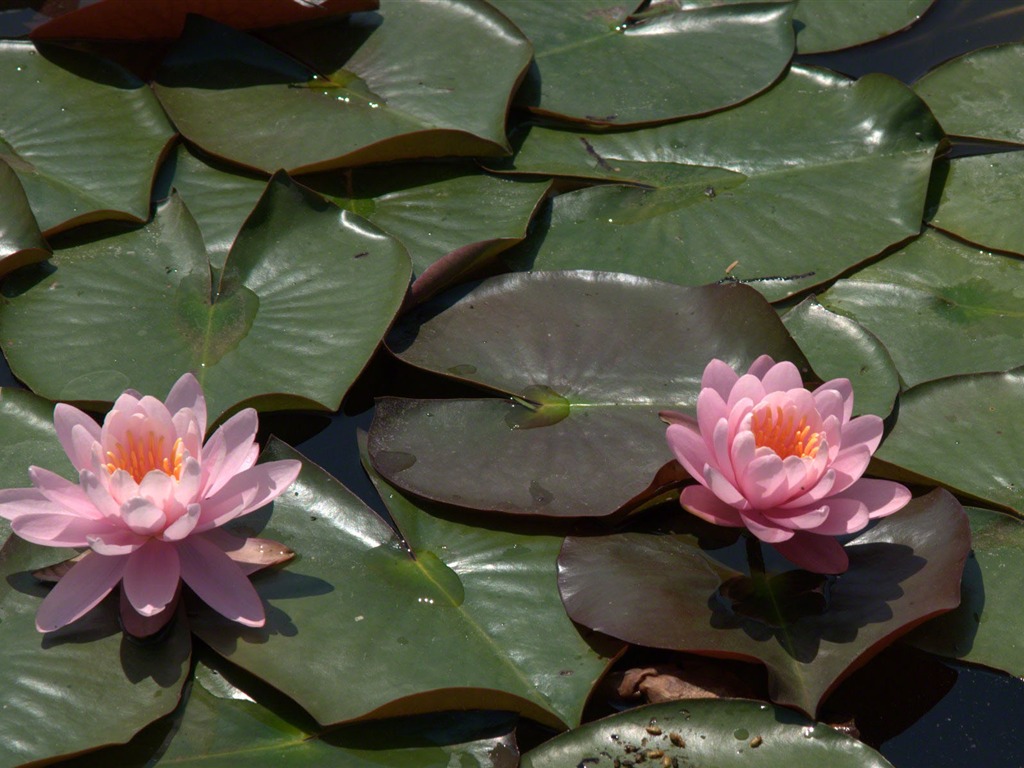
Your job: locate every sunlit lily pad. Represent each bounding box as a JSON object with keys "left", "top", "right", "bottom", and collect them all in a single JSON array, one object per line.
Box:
[
  {"left": 928, "top": 152, "right": 1024, "bottom": 256},
  {"left": 521, "top": 700, "right": 894, "bottom": 768},
  {"left": 782, "top": 298, "right": 900, "bottom": 418},
  {"left": 192, "top": 439, "right": 621, "bottom": 729},
  {"left": 153, "top": 7, "right": 531, "bottom": 173},
  {"left": 0, "top": 160, "right": 48, "bottom": 280},
  {"left": 794, "top": 0, "right": 935, "bottom": 54},
  {"left": 906, "top": 507, "right": 1024, "bottom": 678},
  {"left": 0, "top": 41, "right": 175, "bottom": 234},
  {"left": 0, "top": 175, "right": 410, "bottom": 422},
  {"left": 491, "top": 0, "right": 793, "bottom": 125},
  {"left": 558, "top": 489, "right": 969, "bottom": 716},
  {"left": 875, "top": 370, "right": 1024, "bottom": 516},
  {"left": 495, "top": 66, "right": 941, "bottom": 301},
  {"left": 819, "top": 229, "right": 1024, "bottom": 388},
  {"left": 0, "top": 535, "right": 191, "bottom": 767},
  {"left": 914, "top": 42, "right": 1024, "bottom": 144}
]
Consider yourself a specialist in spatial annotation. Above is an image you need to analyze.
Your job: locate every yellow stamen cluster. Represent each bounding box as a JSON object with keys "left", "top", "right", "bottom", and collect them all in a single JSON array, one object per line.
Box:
[
  {"left": 751, "top": 406, "right": 822, "bottom": 459},
  {"left": 105, "top": 433, "right": 184, "bottom": 482}
]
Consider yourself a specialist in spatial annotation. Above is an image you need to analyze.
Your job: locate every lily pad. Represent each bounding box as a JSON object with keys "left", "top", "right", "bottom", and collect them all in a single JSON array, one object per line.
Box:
[
  {"left": 191, "top": 439, "right": 621, "bottom": 729},
  {"left": 496, "top": 65, "right": 941, "bottom": 302},
  {"left": 819, "top": 229, "right": 1024, "bottom": 388},
  {"left": 782, "top": 298, "right": 900, "bottom": 418},
  {"left": 369, "top": 271, "right": 808, "bottom": 518},
  {"left": 914, "top": 42, "right": 1024, "bottom": 144},
  {"left": 153, "top": 7, "right": 531, "bottom": 173},
  {"left": 0, "top": 160, "right": 48, "bottom": 280},
  {"left": 0, "top": 42, "right": 175, "bottom": 235},
  {"left": 875, "top": 370, "right": 1024, "bottom": 516},
  {"left": 558, "top": 489, "right": 970, "bottom": 716},
  {"left": 0, "top": 174, "right": 411, "bottom": 421},
  {"left": 794, "top": 0, "right": 936, "bottom": 54},
  {"left": 906, "top": 507, "right": 1024, "bottom": 678},
  {"left": 928, "top": 152, "right": 1024, "bottom": 256},
  {"left": 521, "top": 700, "right": 894, "bottom": 768},
  {"left": 492, "top": 0, "right": 793, "bottom": 125},
  {"left": 0, "top": 535, "right": 191, "bottom": 768}
]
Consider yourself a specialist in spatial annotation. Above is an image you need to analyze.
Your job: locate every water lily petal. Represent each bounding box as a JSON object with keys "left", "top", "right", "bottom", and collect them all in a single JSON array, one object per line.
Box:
[
  {"left": 710, "top": 417, "right": 736, "bottom": 484},
  {"left": 838, "top": 414, "right": 884, "bottom": 456},
  {"left": 173, "top": 457, "right": 202, "bottom": 507},
  {"left": 781, "top": 468, "right": 837, "bottom": 508},
  {"left": 80, "top": 470, "right": 126, "bottom": 520},
  {"left": 0, "top": 487, "right": 72, "bottom": 522},
  {"left": 772, "top": 532, "right": 849, "bottom": 574},
  {"left": 178, "top": 535, "right": 265, "bottom": 626},
  {"left": 164, "top": 372, "right": 206, "bottom": 436},
  {"left": 161, "top": 503, "right": 201, "bottom": 541},
  {"left": 760, "top": 360, "right": 802, "bottom": 393},
  {"left": 35, "top": 552, "right": 128, "bottom": 632},
  {"left": 738, "top": 453, "right": 788, "bottom": 508},
  {"left": 666, "top": 424, "right": 711, "bottom": 486},
  {"left": 680, "top": 485, "right": 746, "bottom": 526},
  {"left": 138, "top": 470, "right": 175, "bottom": 509},
  {"left": 836, "top": 478, "right": 912, "bottom": 519},
  {"left": 120, "top": 497, "right": 167, "bottom": 535},
  {"left": 806, "top": 497, "right": 870, "bottom": 535},
  {"left": 697, "top": 387, "right": 729, "bottom": 442},
  {"left": 122, "top": 539, "right": 181, "bottom": 616},
  {"left": 203, "top": 528, "right": 295, "bottom": 575},
  {"left": 727, "top": 373, "right": 766, "bottom": 410},
  {"left": 739, "top": 510, "right": 794, "bottom": 543},
  {"left": 814, "top": 378, "right": 853, "bottom": 423},
  {"left": 195, "top": 459, "right": 302, "bottom": 532},
  {"left": 88, "top": 528, "right": 147, "bottom": 555},
  {"left": 746, "top": 355, "right": 776, "bottom": 378},
  {"left": 120, "top": 586, "right": 179, "bottom": 639},
  {"left": 701, "top": 358, "right": 740, "bottom": 400},
  {"left": 705, "top": 465, "right": 747, "bottom": 507},
  {"left": 28, "top": 466, "right": 99, "bottom": 518},
  {"left": 827, "top": 444, "right": 873, "bottom": 494},
  {"left": 54, "top": 404, "right": 101, "bottom": 471},
  {"left": 200, "top": 408, "right": 259, "bottom": 497},
  {"left": 767, "top": 503, "right": 829, "bottom": 531},
  {"left": 12, "top": 511, "right": 118, "bottom": 547}
]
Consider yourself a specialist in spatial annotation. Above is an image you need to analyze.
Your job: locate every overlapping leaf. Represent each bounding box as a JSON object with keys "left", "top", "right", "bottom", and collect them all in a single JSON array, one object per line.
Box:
[
  {"left": 559, "top": 490, "right": 969, "bottom": 716},
  {"left": 495, "top": 66, "right": 941, "bottom": 301},
  {"left": 819, "top": 229, "right": 1024, "bottom": 388},
  {"left": 0, "top": 42, "right": 175, "bottom": 234},
  {"left": 521, "top": 700, "right": 894, "bottom": 768},
  {"left": 369, "top": 271, "right": 808, "bottom": 518},
  {"left": 492, "top": 0, "right": 794, "bottom": 125},
  {"left": 191, "top": 439, "right": 621, "bottom": 729},
  {"left": 794, "top": 0, "right": 935, "bottom": 54},
  {"left": 153, "top": 5, "right": 532, "bottom": 173},
  {"left": 0, "top": 161, "right": 48, "bottom": 280},
  {"left": 0, "top": 174, "right": 410, "bottom": 421}
]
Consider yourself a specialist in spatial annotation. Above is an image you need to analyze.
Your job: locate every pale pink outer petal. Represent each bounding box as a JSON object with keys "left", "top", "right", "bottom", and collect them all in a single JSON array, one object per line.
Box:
[
  {"left": 811, "top": 387, "right": 845, "bottom": 430},
  {"left": 28, "top": 467, "right": 101, "bottom": 518},
  {"left": 80, "top": 470, "right": 125, "bottom": 520},
  {"left": 727, "top": 374, "right": 767, "bottom": 410},
  {"left": 137, "top": 396, "right": 177, "bottom": 447},
  {"left": 120, "top": 498, "right": 167, "bottom": 535},
  {"left": 88, "top": 529, "right": 147, "bottom": 555},
  {"left": 814, "top": 378, "right": 854, "bottom": 424},
  {"left": 772, "top": 532, "right": 849, "bottom": 574},
  {"left": 765, "top": 504, "right": 829, "bottom": 531},
  {"left": 53, "top": 404, "right": 101, "bottom": 471},
  {"left": 837, "top": 414, "right": 884, "bottom": 456},
  {"left": 666, "top": 424, "right": 712, "bottom": 486},
  {"left": 138, "top": 470, "right": 175, "bottom": 510},
  {"left": 12, "top": 512, "right": 119, "bottom": 547},
  {"left": 728, "top": 427, "right": 758, "bottom": 481},
  {"left": 35, "top": 552, "right": 129, "bottom": 632},
  {"left": 760, "top": 361, "right": 803, "bottom": 393},
  {"left": 173, "top": 457, "right": 202, "bottom": 507},
  {"left": 710, "top": 418, "right": 736, "bottom": 485},
  {"left": 164, "top": 372, "right": 207, "bottom": 436},
  {"left": 161, "top": 504, "right": 201, "bottom": 541},
  {"left": 746, "top": 355, "right": 776, "bottom": 378},
  {"left": 705, "top": 466, "right": 748, "bottom": 508},
  {"left": 194, "top": 460, "right": 302, "bottom": 532},
  {"left": 696, "top": 388, "right": 729, "bottom": 447},
  {"left": 835, "top": 478, "right": 911, "bottom": 520},
  {"left": 199, "top": 408, "right": 259, "bottom": 497},
  {"left": 0, "top": 487, "right": 76, "bottom": 522},
  {"left": 177, "top": 535, "right": 265, "bottom": 626},
  {"left": 701, "top": 359, "right": 740, "bottom": 401},
  {"left": 736, "top": 454, "right": 788, "bottom": 509},
  {"left": 781, "top": 468, "right": 837, "bottom": 509},
  {"left": 679, "top": 485, "right": 746, "bottom": 527},
  {"left": 805, "top": 497, "right": 870, "bottom": 536},
  {"left": 122, "top": 540, "right": 181, "bottom": 616},
  {"left": 826, "top": 444, "right": 872, "bottom": 495},
  {"left": 739, "top": 510, "right": 794, "bottom": 543}
]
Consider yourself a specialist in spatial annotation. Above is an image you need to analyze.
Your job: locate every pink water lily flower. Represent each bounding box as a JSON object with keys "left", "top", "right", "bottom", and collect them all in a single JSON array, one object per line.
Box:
[
  {"left": 665, "top": 356, "right": 910, "bottom": 574},
  {"left": 0, "top": 373, "right": 301, "bottom": 635}
]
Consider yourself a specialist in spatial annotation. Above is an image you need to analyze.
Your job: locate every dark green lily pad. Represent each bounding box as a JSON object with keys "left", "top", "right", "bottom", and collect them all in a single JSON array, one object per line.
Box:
[
  {"left": 0, "top": 174, "right": 410, "bottom": 422},
  {"left": 928, "top": 152, "right": 1024, "bottom": 256},
  {"left": 521, "top": 700, "right": 894, "bottom": 768},
  {"left": 914, "top": 42, "right": 1024, "bottom": 145},
  {"left": 782, "top": 298, "right": 900, "bottom": 418},
  {"left": 369, "top": 271, "right": 808, "bottom": 518},
  {"left": 492, "top": 0, "right": 793, "bottom": 125},
  {"left": 0, "top": 535, "right": 191, "bottom": 768},
  {"left": 794, "top": 0, "right": 936, "bottom": 54},
  {"left": 495, "top": 66, "right": 941, "bottom": 302},
  {"left": 0, "top": 160, "right": 48, "bottom": 280},
  {"left": 558, "top": 489, "right": 969, "bottom": 716},
  {"left": 905, "top": 507, "right": 1024, "bottom": 678},
  {"left": 875, "top": 370, "right": 1024, "bottom": 516},
  {"left": 153, "top": 7, "right": 531, "bottom": 173},
  {"left": 819, "top": 229, "right": 1024, "bottom": 389},
  {"left": 0, "top": 41, "right": 175, "bottom": 235},
  {"left": 191, "top": 439, "right": 621, "bottom": 729}
]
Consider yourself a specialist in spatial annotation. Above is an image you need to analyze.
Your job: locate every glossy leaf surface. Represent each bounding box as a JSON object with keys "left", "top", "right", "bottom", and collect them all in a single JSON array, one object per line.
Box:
[
  {"left": 192, "top": 440, "right": 620, "bottom": 729},
  {"left": 497, "top": 66, "right": 940, "bottom": 301},
  {"left": 794, "top": 0, "right": 935, "bottom": 53},
  {"left": 370, "top": 272, "right": 808, "bottom": 517},
  {"left": 0, "top": 161, "right": 48, "bottom": 280},
  {"left": 559, "top": 490, "right": 969, "bottom": 716}
]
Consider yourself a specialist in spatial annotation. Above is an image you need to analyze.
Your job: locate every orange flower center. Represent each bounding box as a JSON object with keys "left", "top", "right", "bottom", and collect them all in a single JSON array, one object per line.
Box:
[
  {"left": 105, "top": 433, "right": 184, "bottom": 483},
  {"left": 751, "top": 405, "right": 823, "bottom": 459}
]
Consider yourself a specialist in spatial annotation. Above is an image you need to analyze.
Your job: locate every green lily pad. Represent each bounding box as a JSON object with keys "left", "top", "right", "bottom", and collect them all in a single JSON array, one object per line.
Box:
[
  {"left": 914, "top": 42, "right": 1024, "bottom": 144},
  {"left": 191, "top": 439, "right": 621, "bottom": 729},
  {"left": 782, "top": 298, "right": 900, "bottom": 418},
  {"left": 0, "top": 535, "right": 191, "bottom": 768},
  {"left": 491, "top": 0, "right": 793, "bottom": 125},
  {"left": 875, "top": 370, "right": 1024, "bottom": 516},
  {"left": 521, "top": 700, "right": 894, "bottom": 768},
  {"left": 0, "top": 41, "right": 175, "bottom": 235},
  {"left": 819, "top": 229, "right": 1024, "bottom": 389},
  {"left": 928, "top": 152, "right": 1024, "bottom": 256},
  {"left": 302, "top": 163, "right": 550, "bottom": 303},
  {"left": 153, "top": 7, "right": 531, "bottom": 173},
  {"left": 558, "top": 489, "right": 970, "bottom": 716},
  {"left": 905, "top": 507, "right": 1024, "bottom": 678},
  {"left": 495, "top": 66, "right": 941, "bottom": 302},
  {"left": 794, "top": 0, "right": 936, "bottom": 54},
  {"left": 369, "top": 271, "right": 808, "bottom": 518},
  {"left": 0, "top": 174, "right": 410, "bottom": 422},
  {"left": 0, "top": 160, "right": 48, "bottom": 280}
]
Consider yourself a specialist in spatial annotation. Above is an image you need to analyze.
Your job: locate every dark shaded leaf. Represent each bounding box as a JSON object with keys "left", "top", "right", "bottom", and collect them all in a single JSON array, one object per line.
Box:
[{"left": 794, "top": 0, "right": 935, "bottom": 54}]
